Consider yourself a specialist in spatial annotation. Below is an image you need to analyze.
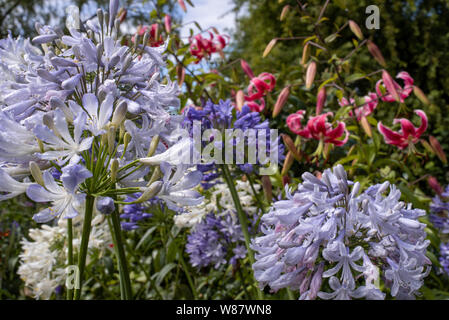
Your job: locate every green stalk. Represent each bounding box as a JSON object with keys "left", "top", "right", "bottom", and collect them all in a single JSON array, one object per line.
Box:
[
  {"left": 74, "top": 195, "right": 95, "bottom": 300},
  {"left": 178, "top": 252, "right": 198, "bottom": 299},
  {"left": 110, "top": 199, "right": 133, "bottom": 300},
  {"left": 67, "top": 218, "right": 73, "bottom": 300},
  {"left": 220, "top": 164, "right": 263, "bottom": 300}
]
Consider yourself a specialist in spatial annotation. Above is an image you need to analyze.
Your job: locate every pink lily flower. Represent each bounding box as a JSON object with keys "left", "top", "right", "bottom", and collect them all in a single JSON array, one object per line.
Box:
[
  {"left": 133, "top": 24, "right": 164, "bottom": 47},
  {"left": 189, "top": 32, "right": 228, "bottom": 63},
  {"left": 339, "top": 93, "right": 378, "bottom": 120},
  {"left": 376, "top": 71, "right": 414, "bottom": 103},
  {"left": 377, "top": 109, "right": 428, "bottom": 149},
  {"left": 240, "top": 60, "right": 276, "bottom": 112},
  {"left": 287, "top": 111, "right": 349, "bottom": 146}
]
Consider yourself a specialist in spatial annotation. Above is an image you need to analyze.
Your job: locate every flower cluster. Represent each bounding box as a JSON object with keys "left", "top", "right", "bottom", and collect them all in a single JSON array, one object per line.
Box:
[
  {"left": 133, "top": 24, "right": 164, "bottom": 47},
  {"left": 251, "top": 165, "right": 430, "bottom": 300},
  {"left": 429, "top": 184, "right": 449, "bottom": 276},
  {"left": 18, "top": 214, "right": 111, "bottom": 299},
  {"left": 186, "top": 213, "right": 249, "bottom": 269}
]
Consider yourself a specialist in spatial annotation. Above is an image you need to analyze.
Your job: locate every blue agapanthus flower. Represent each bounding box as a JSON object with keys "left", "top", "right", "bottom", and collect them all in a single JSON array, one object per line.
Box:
[
  {"left": 185, "top": 212, "right": 251, "bottom": 269},
  {"left": 182, "top": 100, "right": 284, "bottom": 188},
  {"left": 440, "top": 242, "right": 449, "bottom": 276},
  {"left": 120, "top": 193, "right": 153, "bottom": 231}
]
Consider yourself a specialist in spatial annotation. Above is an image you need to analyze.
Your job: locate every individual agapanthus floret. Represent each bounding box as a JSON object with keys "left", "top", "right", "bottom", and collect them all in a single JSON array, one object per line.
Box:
[
  {"left": 33, "top": 110, "right": 93, "bottom": 165},
  {"left": 26, "top": 164, "right": 92, "bottom": 222},
  {"left": 0, "top": 168, "right": 32, "bottom": 200},
  {"left": 251, "top": 165, "right": 430, "bottom": 300},
  {"left": 377, "top": 109, "right": 427, "bottom": 150}
]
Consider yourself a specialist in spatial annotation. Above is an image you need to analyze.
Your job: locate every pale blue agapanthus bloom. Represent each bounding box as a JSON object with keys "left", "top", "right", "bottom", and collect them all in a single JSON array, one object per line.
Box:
[
  {"left": 251, "top": 165, "right": 430, "bottom": 300},
  {"left": 33, "top": 109, "right": 93, "bottom": 165},
  {"left": 0, "top": 168, "right": 32, "bottom": 200},
  {"left": 26, "top": 164, "right": 92, "bottom": 222}
]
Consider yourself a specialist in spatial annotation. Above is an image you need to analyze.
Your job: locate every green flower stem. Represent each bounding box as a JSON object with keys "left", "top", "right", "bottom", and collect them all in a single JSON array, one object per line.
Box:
[
  {"left": 220, "top": 164, "right": 263, "bottom": 300},
  {"left": 110, "top": 197, "right": 133, "bottom": 300},
  {"left": 178, "top": 251, "right": 198, "bottom": 300},
  {"left": 66, "top": 218, "right": 74, "bottom": 300},
  {"left": 74, "top": 194, "right": 95, "bottom": 300}
]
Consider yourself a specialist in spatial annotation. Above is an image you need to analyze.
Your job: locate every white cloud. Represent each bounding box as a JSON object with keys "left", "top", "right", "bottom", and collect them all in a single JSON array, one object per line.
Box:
[{"left": 179, "top": 0, "right": 236, "bottom": 39}]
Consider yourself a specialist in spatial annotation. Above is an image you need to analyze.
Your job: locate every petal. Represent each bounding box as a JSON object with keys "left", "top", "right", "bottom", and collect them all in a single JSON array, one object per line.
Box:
[{"left": 414, "top": 109, "right": 428, "bottom": 137}]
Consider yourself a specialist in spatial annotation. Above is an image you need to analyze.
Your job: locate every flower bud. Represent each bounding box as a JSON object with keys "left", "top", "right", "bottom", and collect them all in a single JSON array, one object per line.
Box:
[
  {"left": 236, "top": 90, "right": 245, "bottom": 111},
  {"left": 273, "top": 86, "right": 290, "bottom": 118},
  {"left": 301, "top": 43, "right": 310, "bottom": 67},
  {"left": 110, "top": 159, "right": 119, "bottom": 183},
  {"left": 349, "top": 20, "right": 364, "bottom": 40},
  {"left": 263, "top": 39, "right": 277, "bottom": 58},
  {"left": 413, "top": 85, "right": 430, "bottom": 105},
  {"left": 136, "top": 181, "right": 163, "bottom": 203},
  {"left": 316, "top": 87, "right": 326, "bottom": 115},
  {"left": 360, "top": 116, "right": 372, "bottom": 137},
  {"left": 177, "top": 64, "right": 185, "bottom": 86},
  {"left": 164, "top": 15, "right": 172, "bottom": 33},
  {"left": 49, "top": 97, "right": 73, "bottom": 122},
  {"left": 240, "top": 59, "right": 254, "bottom": 79},
  {"left": 148, "top": 166, "right": 162, "bottom": 186},
  {"left": 107, "top": 126, "right": 116, "bottom": 155},
  {"left": 281, "top": 134, "right": 301, "bottom": 161},
  {"left": 429, "top": 135, "right": 447, "bottom": 164},
  {"left": 281, "top": 151, "right": 294, "bottom": 176},
  {"left": 280, "top": 5, "right": 290, "bottom": 21},
  {"left": 382, "top": 70, "right": 400, "bottom": 102},
  {"left": 367, "top": 40, "right": 386, "bottom": 67},
  {"left": 178, "top": 0, "right": 187, "bottom": 12},
  {"left": 97, "top": 9, "right": 104, "bottom": 28},
  {"left": 111, "top": 101, "right": 127, "bottom": 126},
  {"left": 261, "top": 175, "right": 272, "bottom": 203},
  {"left": 427, "top": 176, "right": 443, "bottom": 196},
  {"left": 147, "top": 135, "right": 160, "bottom": 157},
  {"left": 96, "top": 196, "right": 115, "bottom": 215},
  {"left": 29, "top": 161, "right": 45, "bottom": 187},
  {"left": 123, "top": 132, "right": 132, "bottom": 153},
  {"left": 305, "top": 61, "right": 316, "bottom": 89}
]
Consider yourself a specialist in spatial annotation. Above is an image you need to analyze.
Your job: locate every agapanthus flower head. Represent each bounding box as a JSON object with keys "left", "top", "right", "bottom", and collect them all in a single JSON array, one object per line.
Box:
[
  {"left": 439, "top": 242, "right": 449, "bottom": 276},
  {"left": 251, "top": 165, "right": 430, "bottom": 300},
  {"left": 286, "top": 111, "right": 349, "bottom": 146},
  {"left": 185, "top": 212, "right": 249, "bottom": 269},
  {"left": 376, "top": 71, "right": 414, "bottom": 103},
  {"left": 378, "top": 110, "right": 427, "bottom": 149}
]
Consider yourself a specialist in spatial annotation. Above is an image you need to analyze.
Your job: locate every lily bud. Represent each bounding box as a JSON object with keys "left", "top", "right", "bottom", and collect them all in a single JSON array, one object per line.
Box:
[
  {"left": 429, "top": 135, "right": 447, "bottom": 164},
  {"left": 118, "top": 8, "right": 127, "bottom": 23},
  {"left": 316, "top": 87, "right": 326, "bottom": 115},
  {"left": 280, "top": 5, "right": 290, "bottom": 21},
  {"left": 427, "top": 176, "right": 443, "bottom": 196},
  {"left": 349, "top": 20, "right": 364, "bottom": 40},
  {"left": 236, "top": 90, "right": 245, "bottom": 111},
  {"left": 29, "top": 161, "right": 45, "bottom": 187},
  {"left": 147, "top": 135, "right": 160, "bottom": 157},
  {"left": 261, "top": 176, "right": 272, "bottom": 203},
  {"left": 263, "top": 39, "right": 277, "bottom": 58},
  {"left": 107, "top": 126, "right": 116, "bottom": 155},
  {"left": 301, "top": 43, "right": 310, "bottom": 67},
  {"left": 281, "top": 134, "right": 301, "bottom": 161},
  {"left": 305, "top": 61, "right": 316, "bottom": 89},
  {"left": 136, "top": 181, "right": 163, "bottom": 203},
  {"left": 360, "top": 116, "right": 372, "bottom": 137},
  {"left": 240, "top": 59, "right": 254, "bottom": 79},
  {"left": 111, "top": 101, "right": 127, "bottom": 126},
  {"left": 413, "top": 85, "right": 430, "bottom": 105},
  {"left": 164, "top": 15, "right": 172, "bottom": 33},
  {"left": 273, "top": 86, "right": 290, "bottom": 118},
  {"left": 367, "top": 40, "right": 386, "bottom": 67},
  {"left": 177, "top": 64, "right": 185, "bottom": 86},
  {"left": 110, "top": 159, "right": 119, "bottom": 183},
  {"left": 281, "top": 151, "right": 294, "bottom": 176},
  {"left": 178, "top": 0, "right": 187, "bottom": 12}
]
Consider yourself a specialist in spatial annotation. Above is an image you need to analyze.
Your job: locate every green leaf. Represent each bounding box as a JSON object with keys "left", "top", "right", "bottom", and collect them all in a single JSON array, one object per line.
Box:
[{"left": 154, "top": 263, "right": 177, "bottom": 286}]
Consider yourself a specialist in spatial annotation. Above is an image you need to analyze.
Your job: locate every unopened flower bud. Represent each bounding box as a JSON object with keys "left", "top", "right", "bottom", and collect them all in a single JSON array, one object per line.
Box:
[
  {"left": 316, "top": 87, "right": 326, "bottom": 115},
  {"left": 97, "top": 9, "right": 104, "bottom": 28},
  {"left": 96, "top": 196, "right": 115, "bottom": 215},
  {"left": 148, "top": 166, "right": 162, "bottom": 186},
  {"left": 367, "top": 40, "right": 386, "bottom": 67},
  {"left": 273, "top": 86, "right": 290, "bottom": 118},
  {"left": 147, "top": 135, "right": 160, "bottom": 157},
  {"left": 305, "top": 61, "right": 316, "bottom": 89},
  {"left": 111, "top": 101, "right": 127, "bottom": 126},
  {"left": 349, "top": 20, "right": 364, "bottom": 40},
  {"left": 136, "top": 181, "right": 163, "bottom": 203},
  {"left": 29, "top": 161, "right": 45, "bottom": 187},
  {"left": 413, "top": 85, "right": 430, "bottom": 105},
  {"left": 110, "top": 159, "right": 119, "bottom": 183},
  {"left": 236, "top": 90, "right": 245, "bottom": 111},
  {"left": 164, "top": 15, "right": 172, "bottom": 33},
  {"left": 107, "top": 126, "right": 116, "bottom": 155},
  {"left": 301, "top": 43, "right": 310, "bottom": 67},
  {"left": 49, "top": 97, "right": 73, "bottom": 122}
]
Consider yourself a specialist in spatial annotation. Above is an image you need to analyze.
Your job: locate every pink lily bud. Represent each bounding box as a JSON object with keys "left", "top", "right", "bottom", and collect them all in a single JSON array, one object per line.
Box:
[
  {"left": 280, "top": 5, "right": 290, "bottom": 21},
  {"left": 178, "top": 0, "right": 187, "bottom": 12},
  {"left": 381, "top": 70, "right": 400, "bottom": 102},
  {"left": 316, "top": 87, "right": 326, "bottom": 115},
  {"left": 164, "top": 15, "right": 172, "bottom": 33},
  {"left": 176, "top": 64, "right": 185, "bottom": 86},
  {"left": 273, "top": 86, "right": 290, "bottom": 118},
  {"left": 413, "top": 85, "right": 430, "bottom": 105},
  {"left": 305, "top": 61, "right": 316, "bottom": 89},
  {"left": 367, "top": 40, "right": 386, "bottom": 67},
  {"left": 263, "top": 39, "right": 277, "bottom": 58},
  {"left": 429, "top": 135, "right": 447, "bottom": 164},
  {"left": 118, "top": 8, "right": 127, "bottom": 23},
  {"left": 427, "top": 176, "right": 444, "bottom": 196},
  {"left": 261, "top": 176, "right": 272, "bottom": 203},
  {"left": 281, "top": 134, "right": 301, "bottom": 161},
  {"left": 240, "top": 59, "right": 254, "bottom": 79},
  {"left": 235, "top": 90, "right": 245, "bottom": 111},
  {"left": 301, "top": 43, "right": 310, "bottom": 67},
  {"left": 349, "top": 20, "right": 364, "bottom": 40},
  {"left": 281, "top": 151, "right": 294, "bottom": 177}
]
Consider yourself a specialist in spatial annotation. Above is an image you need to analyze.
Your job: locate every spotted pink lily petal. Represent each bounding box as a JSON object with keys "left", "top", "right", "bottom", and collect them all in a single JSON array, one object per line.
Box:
[
  {"left": 378, "top": 109, "right": 428, "bottom": 149},
  {"left": 376, "top": 71, "right": 414, "bottom": 103},
  {"left": 246, "top": 98, "right": 265, "bottom": 112},
  {"left": 286, "top": 110, "right": 310, "bottom": 138}
]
